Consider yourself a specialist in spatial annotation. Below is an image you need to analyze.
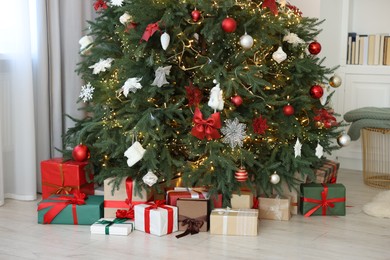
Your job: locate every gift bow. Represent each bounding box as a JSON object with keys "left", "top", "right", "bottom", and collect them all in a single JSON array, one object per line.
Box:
[
  {"left": 313, "top": 108, "right": 337, "bottom": 126},
  {"left": 141, "top": 22, "right": 160, "bottom": 42},
  {"left": 176, "top": 215, "right": 206, "bottom": 239},
  {"left": 97, "top": 218, "right": 129, "bottom": 235},
  {"left": 37, "top": 191, "right": 87, "bottom": 224},
  {"left": 191, "top": 107, "right": 221, "bottom": 140},
  {"left": 146, "top": 200, "right": 166, "bottom": 209},
  {"left": 302, "top": 184, "right": 345, "bottom": 217},
  {"left": 42, "top": 163, "right": 80, "bottom": 197}
]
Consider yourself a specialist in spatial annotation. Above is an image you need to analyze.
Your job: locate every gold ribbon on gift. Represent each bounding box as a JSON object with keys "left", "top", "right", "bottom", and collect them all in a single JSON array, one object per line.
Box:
[{"left": 42, "top": 163, "right": 81, "bottom": 196}]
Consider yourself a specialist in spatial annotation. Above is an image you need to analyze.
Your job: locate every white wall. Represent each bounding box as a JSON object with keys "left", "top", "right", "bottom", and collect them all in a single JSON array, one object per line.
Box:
[{"left": 288, "top": 0, "right": 320, "bottom": 18}]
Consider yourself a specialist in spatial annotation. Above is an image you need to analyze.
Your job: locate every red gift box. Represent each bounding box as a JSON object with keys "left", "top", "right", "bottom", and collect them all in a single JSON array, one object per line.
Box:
[
  {"left": 166, "top": 187, "right": 222, "bottom": 208},
  {"left": 41, "top": 158, "right": 94, "bottom": 199}
]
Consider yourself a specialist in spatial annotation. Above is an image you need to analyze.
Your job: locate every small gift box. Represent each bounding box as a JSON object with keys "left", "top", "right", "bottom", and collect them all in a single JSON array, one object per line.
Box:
[
  {"left": 166, "top": 187, "right": 223, "bottom": 208},
  {"left": 90, "top": 218, "right": 134, "bottom": 236},
  {"left": 176, "top": 199, "right": 209, "bottom": 238},
  {"left": 231, "top": 191, "right": 254, "bottom": 209},
  {"left": 300, "top": 183, "right": 346, "bottom": 217},
  {"left": 104, "top": 177, "right": 152, "bottom": 218},
  {"left": 37, "top": 192, "right": 103, "bottom": 225},
  {"left": 134, "top": 200, "right": 178, "bottom": 236},
  {"left": 258, "top": 195, "right": 291, "bottom": 221},
  {"left": 40, "top": 158, "right": 95, "bottom": 199},
  {"left": 308, "top": 159, "right": 340, "bottom": 184},
  {"left": 210, "top": 208, "right": 258, "bottom": 236}
]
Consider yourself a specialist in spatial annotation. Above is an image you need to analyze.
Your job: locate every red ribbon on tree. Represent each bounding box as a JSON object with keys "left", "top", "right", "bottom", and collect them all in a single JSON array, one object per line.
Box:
[
  {"left": 191, "top": 107, "right": 221, "bottom": 140},
  {"left": 262, "top": 0, "right": 278, "bottom": 15},
  {"left": 37, "top": 191, "right": 87, "bottom": 224},
  {"left": 302, "top": 184, "right": 345, "bottom": 217},
  {"left": 144, "top": 200, "right": 174, "bottom": 234},
  {"left": 313, "top": 108, "right": 338, "bottom": 128},
  {"left": 141, "top": 22, "right": 160, "bottom": 42}
]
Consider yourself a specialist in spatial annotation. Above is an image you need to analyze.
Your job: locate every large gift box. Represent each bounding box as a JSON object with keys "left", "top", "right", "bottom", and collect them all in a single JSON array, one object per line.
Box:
[
  {"left": 166, "top": 187, "right": 223, "bottom": 208},
  {"left": 104, "top": 177, "right": 152, "bottom": 218},
  {"left": 41, "top": 158, "right": 95, "bottom": 199},
  {"left": 308, "top": 159, "right": 340, "bottom": 184},
  {"left": 134, "top": 201, "right": 178, "bottom": 236},
  {"left": 300, "top": 183, "right": 346, "bottom": 217},
  {"left": 231, "top": 190, "right": 254, "bottom": 209},
  {"left": 176, "top": 199, "right": 209, "bottom": 238},
  {"left": 210, "top": 208, "right": 258, "bottom": 236},
  {"left": 90, "top": 218, "right": 134, "bottom": 236},
  {"left": 258, "top": 195, "right": 291, "bottom": 221},
  {"left": 37, "top": 192, "right": 103, "bottom": 225}
]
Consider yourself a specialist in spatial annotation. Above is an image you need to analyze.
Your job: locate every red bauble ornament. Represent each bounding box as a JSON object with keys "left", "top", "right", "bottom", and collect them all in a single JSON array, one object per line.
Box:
[
  {"left": 191, "top": 9, "right": 201, "bottom": 22},
  {"left": 231, "top": 95, "right": 243, "bottom": 107},
  {"left": 283, "top": 104, "right": 295, "bottom": 116},
  {"left": 308, "top": 41, "right": 322, "bottom": 55},
  {"left": 72, "top": 144, "right": 90, "bottom": 162},
  {"left": 310, "top": 85, "right": 324, "bottom": 99},
  {"left": 235, "top": 167, "right": 248, "bottom": 182},
  {"left": 221, "top": 17, "right": 237, "bottom": 33}
]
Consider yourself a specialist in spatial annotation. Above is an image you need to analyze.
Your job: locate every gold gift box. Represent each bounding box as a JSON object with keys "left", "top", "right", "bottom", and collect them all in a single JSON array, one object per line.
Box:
[
  {"left": 231, "top": 191, "right": 254, "bottom": 209},
  {"left": 210, "top": 208, "right": 258, "bottom": 236}
]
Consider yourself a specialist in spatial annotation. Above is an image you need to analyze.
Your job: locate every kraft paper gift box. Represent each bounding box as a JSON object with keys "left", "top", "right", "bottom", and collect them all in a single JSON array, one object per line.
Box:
[
  {"left": 41, "top": 158, "right": 95, "bottom": 199},
  {"left": 104, "top": 177, "right": 152, "bottom": 218},
  {"left": 166, "top": 187, "right": 223, "bottom": 208},
  {"left": 37, "top": 193, "right": 103, "bottom": 225},
  {"left": 258, "top": 195, "right": 291, "bottom": 221},
  {"left": 300, "top": 183, "right": 346, "bottom": 216},
  {"left": 231, "top": 191, "right": 254, "bottom": 209},
  {"left": 210, "top": 208, "right": 258, "bottom": 236},
  {"left": 134, "top": 201, "right": 178, "bottom": 236},
  {"left": 176, "top": 199, "right": 209, "bottom": 238},
  {"left": 90, "top": 218, "right": 134, "bottom": 236}
]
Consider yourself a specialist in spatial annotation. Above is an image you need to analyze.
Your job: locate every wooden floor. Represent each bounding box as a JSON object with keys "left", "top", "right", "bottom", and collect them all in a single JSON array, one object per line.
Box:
[{"left": 0, "top": 169, "right": 389, "bottom": 260}]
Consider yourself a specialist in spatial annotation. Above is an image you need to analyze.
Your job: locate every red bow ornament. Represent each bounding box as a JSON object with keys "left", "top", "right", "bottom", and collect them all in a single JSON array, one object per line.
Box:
[
  {"left": 262, "top": 0, "right": 278, "bottom": 15},
  {"left": 191, "top": 108, "right": 221, "bottom": 140},
  {"left": 141, "top": 22, "right": 160, "bottom": 42}
]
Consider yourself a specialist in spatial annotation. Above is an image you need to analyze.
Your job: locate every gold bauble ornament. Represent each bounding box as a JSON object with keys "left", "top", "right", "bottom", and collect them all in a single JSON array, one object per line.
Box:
[
  {"left": 314, "top": 121, "right": 324, "bottom": 129},
  {"left": 329, "top": 75, "right": 342, "bottom": 88}
]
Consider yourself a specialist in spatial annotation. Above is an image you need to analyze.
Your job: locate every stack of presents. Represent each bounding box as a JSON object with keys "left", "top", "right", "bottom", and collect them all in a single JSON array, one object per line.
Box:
[{"left": 38, "top": 158, "right": 345, "bottom": 237}]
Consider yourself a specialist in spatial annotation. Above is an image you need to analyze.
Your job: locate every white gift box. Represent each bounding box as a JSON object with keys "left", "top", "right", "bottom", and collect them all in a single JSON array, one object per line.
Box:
[
  {"left": 90, "top": 218, "right": 134, "bottom": 236},
  {"left": 134, "top": 203, "right": 178, "bottom": 236}
]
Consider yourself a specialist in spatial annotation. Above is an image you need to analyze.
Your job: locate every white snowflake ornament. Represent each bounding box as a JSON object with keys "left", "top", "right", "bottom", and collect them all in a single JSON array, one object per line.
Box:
[
  {"left": 110, "top": 0, "right": 124, "bottom": 6},
  {"left": 79, "top": 82, "right": 94, "bottom": 102},
  {"left": 89, "top": 58, "right": 114, "bottom": 74},
  {"left": 294, "top": 138, "right": 302, "bottom": 158},
  {"left": 221, "top": 118, "right": 247, "bottom": 149},
  {"left": 152, "top": 66, "right": 171, "bottom": 87},
  {"left": 121, "top": 77, "right": 143, "bottom": 97},
  {"left": 315, "top": 142, "right": 324, "bottom": 159}
]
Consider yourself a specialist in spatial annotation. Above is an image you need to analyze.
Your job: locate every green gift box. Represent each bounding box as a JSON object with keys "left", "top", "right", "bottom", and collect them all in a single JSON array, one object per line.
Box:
[
  {"left": 300, "top": 183, "right": 346, "bottom": 217},
  {"left": 38, "top": 194, "right": 104, "bottom": 225}
]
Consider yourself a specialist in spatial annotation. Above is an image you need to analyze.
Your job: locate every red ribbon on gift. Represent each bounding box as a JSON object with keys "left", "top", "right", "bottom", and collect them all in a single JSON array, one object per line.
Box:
[
  {"left": 144, "top": 200, "right": 174, "bottom": 234},
  {"left": 302, "top": 184, "right": 345, "bottom": 217},
  {"left": 37, "top": 191, "right": 86, "bottom": 224},
  {"left": 191, "top": 107, "right": 221, "bottom": 140},
  {"left": 42, "top": 163, "right": 81, "bottom": 197},
  {"left": 141, "top": 22, "right": 160, "bottom": 42}
]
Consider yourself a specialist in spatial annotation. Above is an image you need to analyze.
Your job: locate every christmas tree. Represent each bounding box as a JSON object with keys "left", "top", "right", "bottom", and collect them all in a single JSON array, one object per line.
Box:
[{"left": 64, "top": 0, "right": 345, "bottom": 205}]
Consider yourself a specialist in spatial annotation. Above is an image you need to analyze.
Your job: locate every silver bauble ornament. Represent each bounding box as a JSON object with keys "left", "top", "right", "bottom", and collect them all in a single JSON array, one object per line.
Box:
[
  {"left": 337, "top": 133, "right": 351, "bottom": 147},
  {"left": 239, "top": 33, "right": 254, "bottom": 50},
  {"left": 329, "top": 75, "right": 342, "bottom": 88},
  {"left": 272, "top": 47, "right": 287, "bottom": 64},
  {"left": 160, "top": 32, "right": 170, "bottom": 51},
  {"left": 270, "top": 172, "right": 281, "bottom": 184}
]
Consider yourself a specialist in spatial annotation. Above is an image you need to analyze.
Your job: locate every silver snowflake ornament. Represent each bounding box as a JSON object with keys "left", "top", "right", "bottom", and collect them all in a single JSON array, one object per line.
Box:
[
  {"left": 79, "top": 82, "right": 94, "bottom": 102},
  {"left": 221, "top": 118, "right": 246, "bottom": 149}
]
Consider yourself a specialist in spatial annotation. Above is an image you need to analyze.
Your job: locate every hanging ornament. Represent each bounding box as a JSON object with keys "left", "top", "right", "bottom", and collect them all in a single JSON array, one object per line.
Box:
[
  {"left": 142, "top": 170, "right": 159, "bottom": 187},
  {"left": 315, "top": 142, "right": 324, "bottom": 159},
  {"left": 72, "top": 144, "right": 90, "bottom": 162},
  {"left": 152, "top": 66, "right": 172, "bottom": 87},
  {"left": 221, "top": 118, "right": 247, "bottom": 149},
  {"left": 320, "top": 85, "right": 328, "bottom": 106},
  {"left": 160, "top": 32, "right": 170, "bottom": 51},
  {"left": 191, "top": 8, "right": 201, "bottom": 22},
  {"left": 337, "top": 133, "right": 351, "bottom": 147},
  {"left": 314, "top": 121, "right": 324, "bottom": 129},
  {"left": 124, "top": 141, "right": 146, "bottom": 167},
  {"left": 272, "top": 47, "right": 287, "bottom": 64},
  {"left": 221, "top": 17, "right": 237, "bottom": 33},
  {"left": 308, "top": 41, "right": 322, "bottom": 55},
  {"left": 270, "top": 172, "right": 280, "bottom": 184},
  {"left": 235, "top": 167, "right": 248, "bottom": 182},
  {"left": 208, "top": 80, "right": 224, "bottom": 111},
  {"left": 329, "top": 75, "right": 342, "bottom": 88},
  {"left": 191, "top": 108, "right": 221, "bottom": 140},
  {"left": 310, "top": 85, "right": 324, "bottom": 99},
  {"left": 262, "top": 0, "right": 278, "bottom": 15},
  {"left": 253, "top": 115, "right": 268, "bottom": 135},
  {"left": 239, "top": 32, "right": 254, "bottom": 50},
  {"left": 231, "top": 95, "right": 243, "bottom": 107},
  {"left": 120, "top": 77, "right": 143, "bottom": 97},
  {"left": 283, "top": 104, "right": 295, "bottom": 116},
  {"left": 294, "top": 138, "right": 302, "bottom": 158}
]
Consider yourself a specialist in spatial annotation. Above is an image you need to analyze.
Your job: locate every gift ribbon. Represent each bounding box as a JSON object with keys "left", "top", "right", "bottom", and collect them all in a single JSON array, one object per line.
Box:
[
  {"left": 141, "top": 21, "right": 160, "bottom": 42},
  {"left": 302, "top": 184, "right": 345, "bottom": 217},
  {"left": 144, "top": 200, "right": 174, "bottom": 234},
  {"left": 96, "top": 218, "right": 129, "bottom": 235},
  {"left": 37, "top": 191, "right": 86, "bottom": 224},
  {"left": 191, "top": 107, "right": 221, "bottom": 140},
  {"left": 42, "top": 163, "right": 82, "bottom": 196},
  {"left": 176, "top": 214, "right": 206, "bottom": 239}
]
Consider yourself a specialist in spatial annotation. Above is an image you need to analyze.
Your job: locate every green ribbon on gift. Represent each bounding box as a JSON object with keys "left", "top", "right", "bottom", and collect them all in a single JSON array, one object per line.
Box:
[{"left": 96, "top": 218, "right": 130, "bottom": 235}]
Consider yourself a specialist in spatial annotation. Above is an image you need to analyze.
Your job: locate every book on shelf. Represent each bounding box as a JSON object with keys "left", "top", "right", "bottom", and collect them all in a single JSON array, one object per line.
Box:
[{"left": 383, "top": 36, "right": 390, "bottom": 65}]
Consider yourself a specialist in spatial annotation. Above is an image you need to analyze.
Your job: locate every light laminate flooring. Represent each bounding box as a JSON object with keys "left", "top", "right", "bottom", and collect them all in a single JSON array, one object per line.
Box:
[{"left": 0, "top": 169, "right": 389, "bottom": 260}]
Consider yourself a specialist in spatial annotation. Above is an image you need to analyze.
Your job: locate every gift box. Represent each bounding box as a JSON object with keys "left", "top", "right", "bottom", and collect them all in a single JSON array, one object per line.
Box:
[
  {"left": 134, "top": 201, "right": 178, "bottom": 236},
  {"left": 104, "top": 177, "right": 152, "bottom": 218},
  {"left": 300, "top": 183, "right": 346, "bottom": 217},
  {"left": 258, "top": 195, "right": 291, "bottom": 221},
  {"left": 37, "top": 193, "right": 103, "bottom": 225},
  {"left": 308, "top": 159, "right": 340, "bottom": 184},
  {"left": 231, "top": 191, "right": 254, "bottom": 209},
  {"left": 274, "top": 172, "right": 306, "bottom": 215},
  {"left": 90, "top": 218, "right": 134, "bottom": 236},
  {"left": 40, "top": 158, "right": 95, "bottom": 199},
  {"left": 210, "top": 208, "right": 258, "bottom": 236},
  {"left": 166, "top": 187, "right": 223, "bottom": 208},
  {"left": 176, "top": 199, "right": 209, "bottom": 238}
]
